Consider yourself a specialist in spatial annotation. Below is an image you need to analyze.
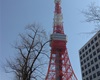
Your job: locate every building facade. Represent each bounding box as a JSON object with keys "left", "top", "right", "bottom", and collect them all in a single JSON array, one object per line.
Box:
[{"left": 79, "top": 31, "right": 100, "bottom": 80}]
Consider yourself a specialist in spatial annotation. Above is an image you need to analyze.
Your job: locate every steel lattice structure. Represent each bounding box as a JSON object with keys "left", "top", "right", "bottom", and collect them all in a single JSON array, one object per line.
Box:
[{"left": 45, "top": 0, "right": 78, "bottom": 80}]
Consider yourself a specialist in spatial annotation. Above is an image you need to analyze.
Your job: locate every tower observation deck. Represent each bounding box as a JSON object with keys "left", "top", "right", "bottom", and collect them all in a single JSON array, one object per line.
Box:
[{"left": 45, "top": 0, "right": 78, "bottom": 80}]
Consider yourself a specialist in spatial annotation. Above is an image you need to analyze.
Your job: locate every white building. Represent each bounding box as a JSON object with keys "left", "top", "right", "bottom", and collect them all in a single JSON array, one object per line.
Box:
[{"left": 79, "top": 30, "right": 100, "bottom": 80}]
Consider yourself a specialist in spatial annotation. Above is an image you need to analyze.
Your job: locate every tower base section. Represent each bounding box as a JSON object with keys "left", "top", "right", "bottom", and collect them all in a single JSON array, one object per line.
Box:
[{"left": 45, "top": 48, "right": 78, "bottom": 80}]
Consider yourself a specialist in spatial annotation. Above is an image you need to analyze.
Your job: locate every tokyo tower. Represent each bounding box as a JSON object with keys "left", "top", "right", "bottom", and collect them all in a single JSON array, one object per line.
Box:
[{"left": 45, "top": 0, "right": 78, "bottom": 80}]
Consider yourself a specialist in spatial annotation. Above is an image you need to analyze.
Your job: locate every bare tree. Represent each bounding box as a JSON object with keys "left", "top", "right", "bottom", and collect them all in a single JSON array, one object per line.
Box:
[
  {"left": 5, "top": 23, "right": 50, "bottom": 80},
  {"left": 82, "top": 3, "right": 100, "bottom": 32}
]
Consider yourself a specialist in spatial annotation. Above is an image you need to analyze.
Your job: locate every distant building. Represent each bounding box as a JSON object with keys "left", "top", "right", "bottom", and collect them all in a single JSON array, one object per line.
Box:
[{"left": 79, "top": 30, "right": 100, "bottom": 80}]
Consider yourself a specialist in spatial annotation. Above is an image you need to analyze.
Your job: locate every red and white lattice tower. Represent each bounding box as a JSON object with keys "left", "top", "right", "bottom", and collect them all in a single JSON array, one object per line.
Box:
[{"left": 45, "top": 0, "right": 78, "bottom": 80}]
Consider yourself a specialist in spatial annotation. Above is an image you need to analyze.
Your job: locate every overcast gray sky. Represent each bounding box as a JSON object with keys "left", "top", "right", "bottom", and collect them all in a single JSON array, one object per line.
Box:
[{"left": 0, "top": 0, "right": 100, "bottom": 80}]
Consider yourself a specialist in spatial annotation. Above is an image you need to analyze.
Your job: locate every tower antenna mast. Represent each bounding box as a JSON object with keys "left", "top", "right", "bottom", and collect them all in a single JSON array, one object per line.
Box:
[{"left": 45, "top": 0, "right": 78, "bottom": 80}]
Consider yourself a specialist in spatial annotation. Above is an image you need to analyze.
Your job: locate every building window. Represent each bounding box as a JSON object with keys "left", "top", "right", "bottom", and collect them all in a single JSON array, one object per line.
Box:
[
  {"left": 98, "top": 33, "right": 100, "bottom": 37},
  {"left": 96, "top": 42, "right": 99, "bottom": 47},
  {"left": 92, "top": 66, "right": 95, "bottom": 71},
  {"left": 85, "top": 46, "right": 87, "bottom": 50},
  {"left": 95, "top": 64, "right": 99, "bottom": 69},
  {"left": 88, "top": 43, "right": 90, "bottom": 47},
  {"left": 84, "top": 59, "right": 86, "bottom": 63},
  {"left": 90, "top": 54, "right": 93, "bottom": 59},
  {"left": 94, "top": 36, "right": 97, "bottom": 41},
  {"left": 97, "top": 71, "right": 100, "bottom": 76},
  {"left": 80, "top": 56, "right": 82, "bottom": 60},
  {"left": 89, "top": 75, "right": 92, "bottom": 80},
  {"left": 82, "top": 49, "right": 84, "bottom": 52},
  {"left": 79, "top": 51, "right": 82, "bottom": 55},
  {"left": 83, "top": 54, "right": 85, "bottom": 58},
  {"left": 91, "top": 40, "right": 94, "bottom": 44},
  {"left": 81, "top": 61, "right": 83, "bottom": 65},
  {"left": 97, "top": 48, "right": 100, "bottom": 53},
  {"left": 98, "top": 54, "right": 100, "bottom": 59},
  {"left": 85, "top": 71, "right": 88, "bottom": 75},
  {"left": 82, "top": 73, "right": 85, "bottom": 77},
  {"left": 86, "top": 77, "right": 88, "bottom": 80},
  {"left": 87, "top": 57, "right": 89, "bottom": 61},
  {"left": 91, "top": 60, "right": 94, "bottom": 65},
  {"left": 93, "top": 73, "right": 96, "bottom": 78},
  {"left": 94, "top": 57, "right": 98, "bottom": 62},
  {"left": 82, "top": 67, "right": 84, "bottom": 71},
  {"left": 88, "top": 62, "right": 90, "bottom": 67},
  {"left": 85, "top": 65, "right": 87, "bottom": 69},
  {"left": 88, "top": 69, "right": 91, "bottom": 73},
  {"left": 93, "top": 51, "right": 96, "bottom": 56},
  {"left": 89, "top": 48, "right": 91, "bottom": 53},
  {"left": 86, "top": 51, "right": 88, "bottom": 55},
  {"left": 92, "top": 45, "right": 95, "bottom": 50}
]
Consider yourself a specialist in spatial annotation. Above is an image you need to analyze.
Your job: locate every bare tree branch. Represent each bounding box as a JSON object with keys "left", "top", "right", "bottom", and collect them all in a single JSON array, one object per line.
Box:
[
  {"left": 5, "top": 23, "right": 49, "bottom": 80},
  {"left": 82, "top": 3, "right": 100, "bottom": 23}
]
